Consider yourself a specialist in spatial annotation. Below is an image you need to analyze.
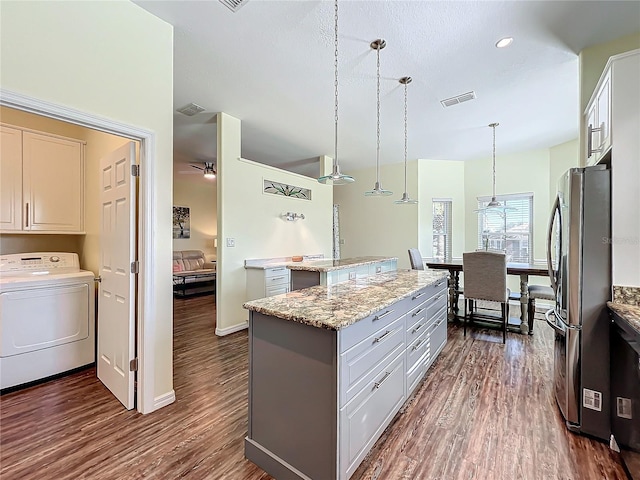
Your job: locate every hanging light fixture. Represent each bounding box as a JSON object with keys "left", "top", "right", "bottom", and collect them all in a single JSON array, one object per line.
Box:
[
  {"left": 474, "top": 122, "right": 514, "bottom": 214},
  {"left": 395, "top": 76, "right": 418, "bottom": 205},
  {"left": 318, "top": 0, "right": 354, "bottom": 185},
  {"left": 203, "top": 163, "right": 216, "bottom": 179},
  {"left": 365, "top": 39, "right": 392, "bottom": 196}
]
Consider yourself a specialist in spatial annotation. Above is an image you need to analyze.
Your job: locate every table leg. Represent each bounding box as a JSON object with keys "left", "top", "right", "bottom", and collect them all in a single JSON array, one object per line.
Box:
[
  {"left": 519, "top": 273, "right": 529, "bottom": 334},
  {"left": 448, "top": 270, "right": 460, "bottom": 319},
  {"left": 453, "top": 271, "right": 461, "bottom": 316}
]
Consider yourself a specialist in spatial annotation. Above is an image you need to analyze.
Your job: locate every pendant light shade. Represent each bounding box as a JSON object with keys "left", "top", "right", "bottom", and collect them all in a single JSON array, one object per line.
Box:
[
  {"left": 474, "top": 122, "right": 515, "bottom": 214},
  {"left": 395, "top": 76, "right": 417, "bottom": 205},
  {"left": 318, "top": 0, "right": 354, "bottom": 185},
  {"left": 365, "top": 39, "right": 392, "bottom": 197}
]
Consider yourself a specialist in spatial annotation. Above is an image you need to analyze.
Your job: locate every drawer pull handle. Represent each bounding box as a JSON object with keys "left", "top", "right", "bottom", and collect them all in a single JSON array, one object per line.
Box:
[
  {"left": 412, "top": 323, "right": 425, "bottom": 334},
  {"left": 434, "top": 294, "right": 443, "bottom": 301},
  {"left": 374, "top": 330, "right": 392, "bottom": 343},
  {"left": 374, "top": 371, "right": 391, "bottom": 389},
  {"left": 411, "top": 307, "right": 424, "bottom": 317},
  {"left": 412, "top": 339, "right": 424, "bottom": 351},
  {"left": 435, "top": 281, "right": 444, "bottom": 287},
  {"left": 270, "top": 276, "right": 286, "bottom": 281},
  {"left": 412, "top": 292, "right": 425, "bottom": 300},
  {"left": 374, "top": 310, "right": 393, "bottom": 321}
]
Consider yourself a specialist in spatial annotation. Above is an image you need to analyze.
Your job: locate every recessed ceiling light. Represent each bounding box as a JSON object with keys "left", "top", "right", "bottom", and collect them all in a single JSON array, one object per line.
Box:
[{"left": 496, "top": 37, "right": 514, "bottom": 48}]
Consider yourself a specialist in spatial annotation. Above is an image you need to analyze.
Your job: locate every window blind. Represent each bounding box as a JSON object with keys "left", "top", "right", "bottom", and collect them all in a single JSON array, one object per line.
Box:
[
  {"left": 477, "top": 193, "right": 533, "bottom": 263},
  {"left": 432, "top": 199, "right": 452, "bottom": 261}
]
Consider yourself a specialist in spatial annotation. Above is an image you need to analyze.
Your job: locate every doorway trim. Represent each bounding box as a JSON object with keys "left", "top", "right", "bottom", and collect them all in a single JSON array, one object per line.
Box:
[{"left": 1, "top": 88, "right": 163, "bottom": 414}]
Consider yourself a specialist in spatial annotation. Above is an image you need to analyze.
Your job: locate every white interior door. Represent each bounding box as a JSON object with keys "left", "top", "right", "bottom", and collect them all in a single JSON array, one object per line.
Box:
[{"left": 98, "top": 141, "right": 136, "bottom": 409}]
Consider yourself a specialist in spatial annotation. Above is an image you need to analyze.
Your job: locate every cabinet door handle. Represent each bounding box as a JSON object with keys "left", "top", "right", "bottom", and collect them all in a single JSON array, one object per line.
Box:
[
  {"left": 411, "top": 307, "right": 424, "bottom": 318},
  {"left": 435, "top": 281, "right": 445, "bottom": 287},
  {"left": 412, "top": 322, "right": 425, "bottom": 334},
  {"left": 434, "top": 294, "right": 443, "bottom": 301},
  {"left": 374, "top": 371, "right": 391, "bottom": 389},
  {"left": 270, "top": 276, "right": 286, "bottom": 281},
  {"left": 412, "top": 339, "right": 425, "bottom": 351},
  {"left": 374, "top": 310, "right": 393, "bottom": 321},
  {"left": 373, "top": 330, "right": 392, "bottom": 343},
  {"left": 587, "top": 123, "right": 603, "bottom": 157},
  {"left": 412, "top": 291, "right": 425, "bottom": 300},
  {"left": 25, "top": 203, "right": 29, "bottom": 227}
]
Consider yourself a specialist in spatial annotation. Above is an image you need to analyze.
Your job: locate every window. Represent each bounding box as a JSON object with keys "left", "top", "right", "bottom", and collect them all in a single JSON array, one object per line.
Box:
[
  {"left": 432, "top": 199, "right": 452, "bottom": 261},
  {"left": 477, "top": 193, "right": 533, "bottom": 263}
]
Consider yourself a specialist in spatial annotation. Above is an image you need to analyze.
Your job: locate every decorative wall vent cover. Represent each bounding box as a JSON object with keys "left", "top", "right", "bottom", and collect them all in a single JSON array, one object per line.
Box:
[
  {"left": 440, "top": 91, "right": 476, "bottom": 108},
  {"left": 264, "top": 180, "right": 311, "bottom": 200},
  {"left": 176, "top": 103, "right": 205, "bottom": 116},
  {"left": 219, "top": 0, "right": 249, "bottom": 13}
]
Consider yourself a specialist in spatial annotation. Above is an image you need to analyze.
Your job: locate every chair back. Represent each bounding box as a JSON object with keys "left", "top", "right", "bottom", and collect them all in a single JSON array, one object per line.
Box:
[
  {"left": 463, "top": 251, "right": 507, "bottom": 302},
  {"left": 408, "top": 248, "right": 424, "bottom": 270}
]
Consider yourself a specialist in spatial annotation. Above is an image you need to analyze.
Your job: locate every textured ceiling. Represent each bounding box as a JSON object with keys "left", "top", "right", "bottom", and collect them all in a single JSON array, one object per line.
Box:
[{"left": 134, "top": 0, "right": 640, "bottom": 179}]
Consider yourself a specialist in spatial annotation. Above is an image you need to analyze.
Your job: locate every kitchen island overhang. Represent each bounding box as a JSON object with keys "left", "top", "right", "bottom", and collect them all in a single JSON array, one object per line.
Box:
[{"left": 243, "top": 269, "right": 449, "bottom": 480}]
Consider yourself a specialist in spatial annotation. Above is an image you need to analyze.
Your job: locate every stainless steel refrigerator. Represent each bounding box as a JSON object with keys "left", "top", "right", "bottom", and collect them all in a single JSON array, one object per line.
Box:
[{"left": 546, "top": 165, "right": 611, "bottom": 441}]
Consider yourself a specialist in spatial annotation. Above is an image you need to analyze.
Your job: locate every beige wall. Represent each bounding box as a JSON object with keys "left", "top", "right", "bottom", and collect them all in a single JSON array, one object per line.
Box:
[
  {"left": 333, "top": 161, "right": 419, "bottom": 270},
  {"left": 216, "top": 113, "right": 333, "bottom": 335},
  {"left": 173, "top": 178, "right": 217, "bottom": 260},
  {"left": 417, "top": 159, "right": 466, "bottom": 261},
  {"left": 0, "top": 106, "right": 133, "bottom": 276},
  {"left": 0, "top": 1, "right": 174, "bottom": 412},
  {"left": 578, "top": 32, "right": 640, "bottom": 164},
  {"left": 549, "top": 138, "right": 579, "bottom": 206}
]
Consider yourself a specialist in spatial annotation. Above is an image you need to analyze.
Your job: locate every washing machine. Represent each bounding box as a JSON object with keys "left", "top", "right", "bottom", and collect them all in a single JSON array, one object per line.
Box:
[{"left": 0, "top": 252, "right": 95, "bottom": 391}]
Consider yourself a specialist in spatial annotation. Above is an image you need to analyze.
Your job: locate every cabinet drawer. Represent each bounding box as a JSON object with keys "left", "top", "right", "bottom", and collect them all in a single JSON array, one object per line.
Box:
[
  {"left": 406, "top": 300, "right": 428, "bottom": 335},
  {"left": 340, "top": 317, "right": 404, "bottom": 406},
  {"left": 264, "top": 272, "right": 290, "bottom": 287},
  {"left": 340, "top": 300, "right": 407, "bottom": 353},
  {"left": 264, "top": 267, "right": 289, "bottom": 278},
  {"left": 340, "top": 353, "right": 405, "bottom": 477},
  {"left": 407, "top": 355, "right": 427, "bottom": 397},
  {"left": 406, "top": 329, "right": 429, "bottom": 373},
  {"left": 408, "top": 278, "right": 447, "bottom": 307},
  {"left": 429, "top": 308, "right": 447, "bottom": 357},
  {"left": 425, "top": 290, "right": 447, "bottom": 320},
  {"left": 265, "top": 285, "right": 289, "bottom": 297}
]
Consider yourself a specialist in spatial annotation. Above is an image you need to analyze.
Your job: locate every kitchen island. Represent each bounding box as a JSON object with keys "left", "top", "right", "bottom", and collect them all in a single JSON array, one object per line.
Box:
[
  {"left": 287, "top": 255, "right": 397, "bottom": 290},
  {"left": 243, "top": 269, "right": 448, "bottom": 480}
]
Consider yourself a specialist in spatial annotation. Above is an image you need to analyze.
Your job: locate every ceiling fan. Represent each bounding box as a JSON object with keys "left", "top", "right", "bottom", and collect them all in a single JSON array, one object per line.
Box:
[{"left": 178, "top": 161, "right": 216, "bottom": 179}]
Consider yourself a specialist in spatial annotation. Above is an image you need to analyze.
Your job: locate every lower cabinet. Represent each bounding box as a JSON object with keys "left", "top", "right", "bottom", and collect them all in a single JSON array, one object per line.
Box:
[
  {"left": 246, "top": 266, "right": 290, "bottom": 300},
  {"left": 246, "top": 280, "right": 448, "bottom": 480}
]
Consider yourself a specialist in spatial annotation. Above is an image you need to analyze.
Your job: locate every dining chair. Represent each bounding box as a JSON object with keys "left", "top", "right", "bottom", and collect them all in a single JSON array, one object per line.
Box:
[
  {"left": 462, "top": 251, "right": 510, "bottom": 343},
  {"left": 527, "top": 285, "right": 554, "bottom": 334},
  {"left": 408, "top": 248, "right": 425, "bottom": 270}
]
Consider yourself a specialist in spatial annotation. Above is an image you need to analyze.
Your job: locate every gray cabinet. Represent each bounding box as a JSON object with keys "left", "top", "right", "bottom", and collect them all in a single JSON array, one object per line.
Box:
[
  {"left": 246, "top": 266, "right": 290, "bottom": 300},
  {"left": 246, "top": 279, "right": 448, "bottom": 480}
]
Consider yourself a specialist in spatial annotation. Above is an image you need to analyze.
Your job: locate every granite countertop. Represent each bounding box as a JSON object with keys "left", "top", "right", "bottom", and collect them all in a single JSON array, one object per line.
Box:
[
  {"left": 244, "top": 254, "right": 324, "bottom": 270},
  {"left": 608, "top": 285, "right": 640, "bottom": 335},
  {"left": 286, "top": 256, "right": 397, "bottom": 272},
  {"left": 243, "top": 269, "right": 448, "bottom": 330}
]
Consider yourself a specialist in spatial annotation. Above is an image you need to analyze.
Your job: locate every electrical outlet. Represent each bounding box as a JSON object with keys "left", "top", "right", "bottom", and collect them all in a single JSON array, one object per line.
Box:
[
  {"left": 226, "top": 238, "right": 235, "bottom": 248},
  {"left": 376, "top": 266, "right": 382, "bottom": 273},
  {"left": 349, "top": 271, "right": 356, "bottom": 280},
  {"left": 339, "top": 239, "right": 345, "bottom": 245}
]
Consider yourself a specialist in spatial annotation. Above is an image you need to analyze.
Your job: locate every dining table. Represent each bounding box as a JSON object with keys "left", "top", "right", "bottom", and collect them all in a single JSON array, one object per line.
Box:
[{"left": 425, "top": 259, "right": 550, "bottom": 334}]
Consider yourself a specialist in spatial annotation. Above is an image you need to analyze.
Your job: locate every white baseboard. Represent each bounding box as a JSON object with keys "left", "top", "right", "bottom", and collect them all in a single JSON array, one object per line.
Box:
[
  {"left": 152, "top": 390, "right": 176, "bottom": 411},
  {"left": 216, "top": 321, "right": 248, "bottom": 337}
]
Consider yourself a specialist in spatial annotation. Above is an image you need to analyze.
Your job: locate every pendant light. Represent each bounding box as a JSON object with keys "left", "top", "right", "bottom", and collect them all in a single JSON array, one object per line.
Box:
[
  {"left": 395, "top": 76, "right": 418, "bottom": 205},
  {"left": 365, "top": 39, "right": 392, "bottom": 196},
  {"left": 318, "top": 0, "right": 354, "bottom": 185},
  {"left": 474, "top": 122, "right": 514, "bottom": 214}
]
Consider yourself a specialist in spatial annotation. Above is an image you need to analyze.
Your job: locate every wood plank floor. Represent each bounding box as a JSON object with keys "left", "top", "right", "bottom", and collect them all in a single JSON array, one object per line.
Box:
[{"left": 0, "top": 295, "right": 627, "bottom": 480}]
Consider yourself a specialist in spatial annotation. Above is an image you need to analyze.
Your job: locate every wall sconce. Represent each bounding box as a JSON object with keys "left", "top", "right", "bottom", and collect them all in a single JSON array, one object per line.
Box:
[{"left": 282, "top": 212, "right": 305, "bottom": 221}]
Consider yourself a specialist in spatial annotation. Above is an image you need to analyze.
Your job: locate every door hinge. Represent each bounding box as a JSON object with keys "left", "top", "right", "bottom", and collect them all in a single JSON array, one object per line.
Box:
[
  {"left": 131, "top": 261, "right": 139, "bottom": 274},
  {"left": 131, "top": 164, "right": 140, "bottom": 177},
  {"left": 130, "top": 358, "right": 138, "bottom": 372},
  {"left": 94, "top": 276, "right": 102, "bottom": 283}
]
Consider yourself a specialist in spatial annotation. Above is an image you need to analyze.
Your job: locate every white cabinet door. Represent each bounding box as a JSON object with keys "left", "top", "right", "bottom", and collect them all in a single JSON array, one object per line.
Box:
[
  {"left": 22, "top": 131, "right": 84, "bottom": 232},
  {"left": 0, "top": 126, "right": 23, "bottom": 230},
  {"left": 596, "top": 71, "right": 611, "bottom": 155}
]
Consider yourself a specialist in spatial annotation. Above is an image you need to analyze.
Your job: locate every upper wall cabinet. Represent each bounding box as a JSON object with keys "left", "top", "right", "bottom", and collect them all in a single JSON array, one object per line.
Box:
[
  {"left": 0, "top": 124, "right": 85, "bottom": 234},
  {"left": 584, "top": 50, "right": 638, "bottom": 166}
]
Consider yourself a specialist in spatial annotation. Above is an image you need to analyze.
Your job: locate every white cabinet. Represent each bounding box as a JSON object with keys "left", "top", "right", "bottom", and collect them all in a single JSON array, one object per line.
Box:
[
  {"left": 246, "top": 266, "right": 290, "bottom": 300},
  {"left": 0, "top": 125, "right": 85, "bottom": 233}
]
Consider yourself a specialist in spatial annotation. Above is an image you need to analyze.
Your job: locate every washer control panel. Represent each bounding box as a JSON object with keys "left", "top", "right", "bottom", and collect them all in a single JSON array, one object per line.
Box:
[{"left": 0, "top": 252, "right": 80, "bottom": 274}]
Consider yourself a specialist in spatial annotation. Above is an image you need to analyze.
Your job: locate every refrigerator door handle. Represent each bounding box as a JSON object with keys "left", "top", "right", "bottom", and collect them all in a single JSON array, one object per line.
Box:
[
  {"left": 547, "top": 195, "right": 561, "bottom": 294},
  {"left": 545, "top": 309, "right": 566, "bottom": 336}
]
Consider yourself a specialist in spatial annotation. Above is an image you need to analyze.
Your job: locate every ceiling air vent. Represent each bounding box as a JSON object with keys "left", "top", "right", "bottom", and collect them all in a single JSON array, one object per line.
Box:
[
  {"left": 440, "top": 91, "right": 476, "bottom": 108},
  {"left": 219, "top": 0, "right": 249, "bottom": 13},
  {"left": 176, "top": 103, "right": 205, "bottom": 116}
]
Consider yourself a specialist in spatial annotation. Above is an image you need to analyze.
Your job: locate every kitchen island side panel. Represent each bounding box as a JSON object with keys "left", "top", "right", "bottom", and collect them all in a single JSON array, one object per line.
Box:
[{"left": 247, "top": 312, "right": 338, "bottom": 480}]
